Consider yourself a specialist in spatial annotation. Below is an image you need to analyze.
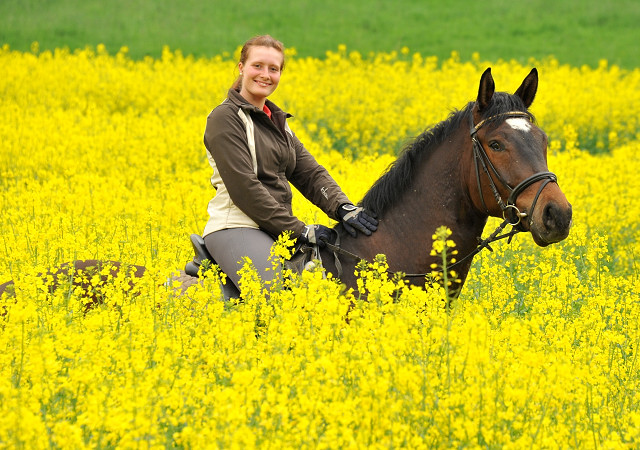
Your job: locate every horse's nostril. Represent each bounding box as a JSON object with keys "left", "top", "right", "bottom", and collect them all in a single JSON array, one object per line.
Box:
[
  {"left": 543, "top": 202, "right": 571, "bottom": 232},
  {"left": 543, "top": 203, "right": 561, "bottom": 231}
]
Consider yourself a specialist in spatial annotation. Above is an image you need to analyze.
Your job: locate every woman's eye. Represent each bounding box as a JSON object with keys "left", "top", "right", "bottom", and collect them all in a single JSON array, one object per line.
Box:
[{"left": 489, "top": 141, "right": 503, "bottom": 151}]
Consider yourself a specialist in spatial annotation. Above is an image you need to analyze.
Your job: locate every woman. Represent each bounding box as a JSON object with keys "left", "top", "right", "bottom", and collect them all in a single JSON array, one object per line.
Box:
[{"left": 202, "top": 35, "right": 377, "bottom": 291}]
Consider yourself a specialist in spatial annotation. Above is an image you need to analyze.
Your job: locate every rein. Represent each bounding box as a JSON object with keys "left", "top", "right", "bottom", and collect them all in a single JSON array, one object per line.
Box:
[
  {"left": 324, "top": 218, "right": 518, "bottom": 279},
  {"left": 326, "top": 110, "right": 559, "bottom": 280}
]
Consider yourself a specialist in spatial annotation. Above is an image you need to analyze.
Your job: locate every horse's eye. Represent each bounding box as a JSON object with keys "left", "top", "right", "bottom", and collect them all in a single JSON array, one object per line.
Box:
[{"left": 489, "top": 141, "right": 503, "bottom": 152}]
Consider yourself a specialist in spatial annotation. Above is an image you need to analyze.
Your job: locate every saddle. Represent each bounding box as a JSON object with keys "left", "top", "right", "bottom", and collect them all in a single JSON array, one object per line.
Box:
[{"left": 184, "top": 234, "right": 320, "bottom": 300}]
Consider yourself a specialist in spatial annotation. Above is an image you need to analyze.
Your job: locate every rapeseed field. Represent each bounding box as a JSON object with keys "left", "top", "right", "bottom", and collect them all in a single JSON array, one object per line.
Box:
[{"left": 1, "top": 44, "right": 640, "bottom": 448}]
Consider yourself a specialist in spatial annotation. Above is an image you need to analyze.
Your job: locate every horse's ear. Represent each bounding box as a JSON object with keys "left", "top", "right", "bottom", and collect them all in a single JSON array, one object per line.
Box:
[
  {"left": 477, "top": 67, "right": 495, "bottom": 112},
  {"left": 514, "top": 68, "right": 538, "bottom": 108}
]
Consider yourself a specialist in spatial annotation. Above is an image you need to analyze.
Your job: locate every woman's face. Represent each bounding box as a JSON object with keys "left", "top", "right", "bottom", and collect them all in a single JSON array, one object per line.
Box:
[{"left": 238, "top": 46, "right": 284, "bottom": 107}]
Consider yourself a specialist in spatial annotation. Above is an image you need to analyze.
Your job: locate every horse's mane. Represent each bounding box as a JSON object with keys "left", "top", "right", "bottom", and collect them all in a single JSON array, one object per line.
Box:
[
  {"left": 359, "top": 104, "right": 473, "bottom": 215},
  {"left": 360, "top": 92, "right": 532, "bottom": 216}
]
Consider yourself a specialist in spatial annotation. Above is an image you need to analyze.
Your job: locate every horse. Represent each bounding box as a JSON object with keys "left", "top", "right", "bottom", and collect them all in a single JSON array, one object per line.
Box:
[
  {"left": 314, "top": 67, "right": 572, "bottom": 295},
  {"left": 1, "top": 68, "right": 572, "bottom": 305}
]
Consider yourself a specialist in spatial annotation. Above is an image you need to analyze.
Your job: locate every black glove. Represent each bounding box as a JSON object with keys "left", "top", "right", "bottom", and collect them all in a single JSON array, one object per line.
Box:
[
  {"left": 299, "top": 224, "right": 333, "bottom": 248},
  {"left": 337, "top": 204, "right": 378, "bottom": 237}
]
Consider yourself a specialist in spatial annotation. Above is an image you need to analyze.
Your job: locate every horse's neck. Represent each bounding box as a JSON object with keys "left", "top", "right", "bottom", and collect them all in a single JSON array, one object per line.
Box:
[{"left": 333, "top": 131, "right": 487, "bottom": 288}]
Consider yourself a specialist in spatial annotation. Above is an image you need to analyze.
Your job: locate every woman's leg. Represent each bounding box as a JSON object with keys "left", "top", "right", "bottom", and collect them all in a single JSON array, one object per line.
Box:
[{"left": 204, "top": 228, "right": 280, "bottom": 290}]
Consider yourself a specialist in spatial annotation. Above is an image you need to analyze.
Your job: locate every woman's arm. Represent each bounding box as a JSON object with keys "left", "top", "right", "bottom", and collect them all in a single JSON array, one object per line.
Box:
[{"left": 287, "top": 131, "right": 351, "bottom": 220}]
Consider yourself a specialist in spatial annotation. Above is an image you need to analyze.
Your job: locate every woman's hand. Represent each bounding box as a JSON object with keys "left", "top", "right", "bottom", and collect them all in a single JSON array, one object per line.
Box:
[
  {"left": 337, "top": 204, "right": 378, "bottom": 237},
  {"left": 299, "top": 224, "right": 333, "bottom": 248}
]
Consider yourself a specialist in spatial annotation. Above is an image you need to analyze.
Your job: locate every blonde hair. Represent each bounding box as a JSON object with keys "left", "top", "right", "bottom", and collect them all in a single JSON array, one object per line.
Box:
[{"left": 231, "top": 35, "right": 286, "bottom": 91}]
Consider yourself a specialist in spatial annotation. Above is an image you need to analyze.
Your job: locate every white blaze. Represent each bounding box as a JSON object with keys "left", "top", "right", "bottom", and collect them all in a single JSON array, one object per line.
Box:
[{"left": 506, "top": 117, "right": 532, "bottom": 132}]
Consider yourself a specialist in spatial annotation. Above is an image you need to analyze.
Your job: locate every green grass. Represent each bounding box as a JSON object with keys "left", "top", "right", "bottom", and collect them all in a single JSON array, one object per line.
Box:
[{"left": 1, "top": 0, "right": 639, "bottom": 68}]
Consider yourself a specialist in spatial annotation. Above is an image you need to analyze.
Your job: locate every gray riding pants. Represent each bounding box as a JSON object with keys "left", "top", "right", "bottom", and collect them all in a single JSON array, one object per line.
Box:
[{"left": 204, "top": 228, "right": 281, "bottom": 290}]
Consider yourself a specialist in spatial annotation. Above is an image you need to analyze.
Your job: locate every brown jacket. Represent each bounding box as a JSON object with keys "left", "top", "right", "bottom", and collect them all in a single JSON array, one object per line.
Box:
[{"left": 203, "top": 89, "right": 350, "bottom": 238}]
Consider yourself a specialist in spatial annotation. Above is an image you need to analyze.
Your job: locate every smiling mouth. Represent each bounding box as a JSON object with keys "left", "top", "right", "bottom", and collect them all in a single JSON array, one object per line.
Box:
[{"left": 255, "top": 80, "right": 271, "bottom": 87}]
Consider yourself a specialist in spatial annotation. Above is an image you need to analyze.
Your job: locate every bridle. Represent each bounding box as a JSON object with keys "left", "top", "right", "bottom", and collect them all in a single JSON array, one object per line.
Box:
[
  {"left": 323, "top": 109, "right": 559, "bottom": 279},
  {"left": 470, "top": 110, "right": 557, "bottom": 231}
]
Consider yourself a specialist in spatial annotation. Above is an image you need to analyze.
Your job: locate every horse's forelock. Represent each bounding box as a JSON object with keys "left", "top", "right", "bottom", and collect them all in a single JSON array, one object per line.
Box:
[{"left": 481, "top": 92, "right": 536, "bottom": 127}]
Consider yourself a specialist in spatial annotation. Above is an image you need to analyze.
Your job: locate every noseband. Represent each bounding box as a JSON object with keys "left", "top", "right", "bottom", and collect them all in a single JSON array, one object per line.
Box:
[{"left": 470, "top": 111, "right": 557, "bottom": 230}]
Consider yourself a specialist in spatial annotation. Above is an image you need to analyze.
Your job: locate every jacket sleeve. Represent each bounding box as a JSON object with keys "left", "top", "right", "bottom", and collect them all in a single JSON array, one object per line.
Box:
[
  {"left": 287, "top": 131, "right": 351, "bottom": 220},
  {"left": 205, "top": 109, "right": 307, "bottom": 238}
]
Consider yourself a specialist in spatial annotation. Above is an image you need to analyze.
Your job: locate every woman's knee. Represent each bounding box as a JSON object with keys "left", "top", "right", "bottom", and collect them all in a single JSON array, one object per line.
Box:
[{"left": 204, "top": 228, "right": 279, "bottom": 287}]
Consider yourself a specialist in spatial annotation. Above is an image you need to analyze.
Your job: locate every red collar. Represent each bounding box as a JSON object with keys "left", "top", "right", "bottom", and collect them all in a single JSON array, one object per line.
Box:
[{"left": 262, "top": 104, "right": 272, "bottom": 119}]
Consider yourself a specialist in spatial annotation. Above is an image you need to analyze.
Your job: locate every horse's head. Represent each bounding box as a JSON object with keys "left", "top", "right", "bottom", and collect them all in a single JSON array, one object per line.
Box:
[{"left": 468, "top": 68, "right": 572, "bottom": 246}]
